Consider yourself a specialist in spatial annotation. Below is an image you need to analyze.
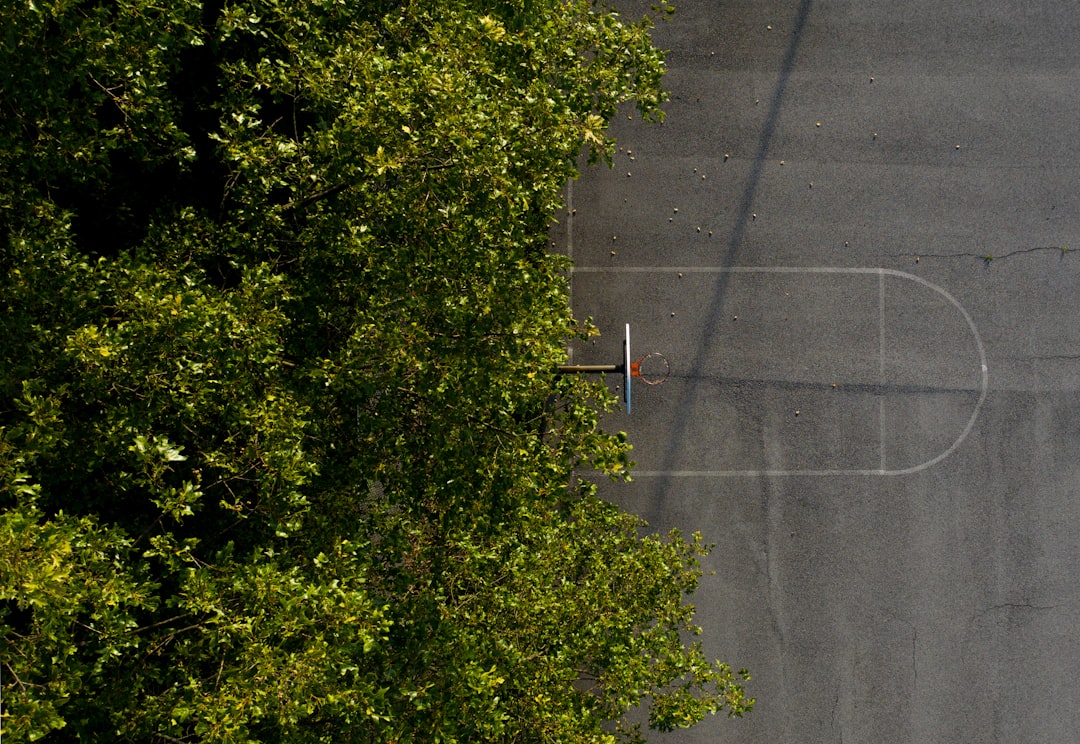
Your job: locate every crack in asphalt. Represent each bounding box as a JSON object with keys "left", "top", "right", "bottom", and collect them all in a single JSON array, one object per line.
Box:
[
  {"left": 832, "top": 688, "right": 842, "bottom": 743},
  {"left": 911, "top": 625, "right": 918, "bottom": 692},
  {"left": 896, "top": 245, "right": 1073, "bottom": 264},
  {"left": 988, "top": 602, "right": 1058, "bottom": 612},
  {"left": 965, "top": 602, "right": 1060, "bottom": 636}
]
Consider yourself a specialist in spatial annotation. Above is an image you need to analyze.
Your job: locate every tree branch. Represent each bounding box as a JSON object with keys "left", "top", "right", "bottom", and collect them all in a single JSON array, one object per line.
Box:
[{"left": 280, "top": 182, "right": 349, "bottom": 213}]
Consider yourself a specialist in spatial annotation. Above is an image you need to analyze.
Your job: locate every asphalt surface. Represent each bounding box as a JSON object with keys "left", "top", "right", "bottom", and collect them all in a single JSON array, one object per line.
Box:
[{"left": 554, "top": 1, "right": 1080, "bottom": 741}]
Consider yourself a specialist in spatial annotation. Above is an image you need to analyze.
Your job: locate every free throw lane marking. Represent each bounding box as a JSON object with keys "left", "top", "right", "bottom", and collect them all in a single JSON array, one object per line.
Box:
[{"left": 572, "top": 266, "right": 989, "bottom": 477}]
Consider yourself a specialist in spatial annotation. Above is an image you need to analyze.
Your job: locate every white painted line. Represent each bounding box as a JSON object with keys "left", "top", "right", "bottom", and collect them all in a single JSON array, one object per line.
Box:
[
  {"left": 876, "top": 269, "right": 989, "bottom": 476},
  {"left": 879, "top": 269, "right": 886, "bottom": 473},
  {"left": 565, "top": 180, "right": 574, "bottom": 363},
  {"left": 565, "top": 180, "right": 574, "bottom": 263},
  {"left": 630, "top": 469, "right": 889, "bottom": 477},
  {"left": 573, "top": 266, "right": 990, "bottom": 477}
]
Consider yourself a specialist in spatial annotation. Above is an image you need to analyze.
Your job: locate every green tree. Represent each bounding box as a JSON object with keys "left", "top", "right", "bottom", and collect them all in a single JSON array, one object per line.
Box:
[{"left": 1, "top": 0, "right": 752, "bottom": 741}]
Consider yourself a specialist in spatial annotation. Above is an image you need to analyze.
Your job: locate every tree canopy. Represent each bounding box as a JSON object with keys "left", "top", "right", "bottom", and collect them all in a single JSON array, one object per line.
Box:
[{"left": 0, "top": 0, "right": 752, "bottom": 741}]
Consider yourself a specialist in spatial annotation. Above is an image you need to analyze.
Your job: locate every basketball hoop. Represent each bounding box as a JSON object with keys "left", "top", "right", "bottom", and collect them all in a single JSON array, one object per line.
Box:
[
  {"left": 630, "top": 352, "right": 670, "bottom": 386},
  {"left": 554, "top": 324, "right": 669, "bottom": 414}
]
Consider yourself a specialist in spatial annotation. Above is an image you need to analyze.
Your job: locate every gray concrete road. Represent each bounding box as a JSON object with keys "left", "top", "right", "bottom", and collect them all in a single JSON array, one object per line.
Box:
[{"left": 555, "top": 0, "right": 1080, "bottom": 741}]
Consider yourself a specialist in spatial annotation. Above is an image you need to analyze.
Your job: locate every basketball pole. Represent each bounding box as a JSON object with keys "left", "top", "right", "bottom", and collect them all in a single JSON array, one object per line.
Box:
[
  {"left": 555, "top": 364, "right": 622, "bottom": 374},
  {"left": 555, "top": 323, "right": 634, "bottom": 413}
]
